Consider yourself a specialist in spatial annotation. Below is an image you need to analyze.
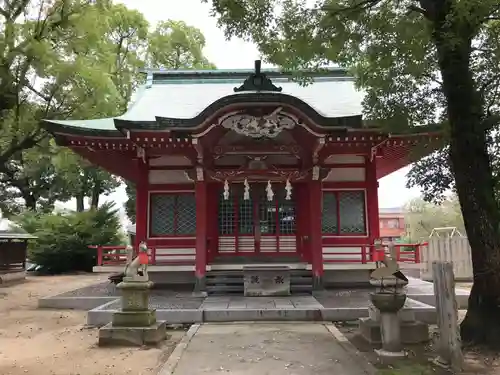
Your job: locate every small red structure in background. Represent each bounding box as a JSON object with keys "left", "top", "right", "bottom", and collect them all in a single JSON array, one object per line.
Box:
[{"left": 379, "top": 207, "right": 406, "bottom": 242}]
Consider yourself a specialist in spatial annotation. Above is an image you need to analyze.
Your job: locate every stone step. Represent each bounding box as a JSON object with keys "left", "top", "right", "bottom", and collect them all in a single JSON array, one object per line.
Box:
[
  {"left": 206, "top": 276, "right": 311, "bottom": 284},
  {"left": 207, "top": 285, "right": 244, "bottom": 295},
  {"left": 206, "top": 269, "right": 313, "bottom": 295},
  {"left": 207, "top": 286, "right": 311, "bottom": 295},
  {"left": 206, "top": 277, "right": 243, "bottom": 285}
]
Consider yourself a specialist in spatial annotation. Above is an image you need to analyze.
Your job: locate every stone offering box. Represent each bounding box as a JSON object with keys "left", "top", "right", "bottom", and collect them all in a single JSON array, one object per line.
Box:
[{"left": 243, "top": 266, "right": 291, "bottom": 297}]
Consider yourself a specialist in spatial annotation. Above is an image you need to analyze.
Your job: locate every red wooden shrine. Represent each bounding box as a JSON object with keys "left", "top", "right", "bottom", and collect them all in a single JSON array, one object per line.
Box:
[{"left": 42, "top": 61, "right": 440, "bottom": 288}]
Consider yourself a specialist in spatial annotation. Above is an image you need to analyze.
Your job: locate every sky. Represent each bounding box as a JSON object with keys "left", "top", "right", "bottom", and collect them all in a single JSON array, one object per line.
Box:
[{"left": 70, "top": 0, "right": 422, "bottom": 215}]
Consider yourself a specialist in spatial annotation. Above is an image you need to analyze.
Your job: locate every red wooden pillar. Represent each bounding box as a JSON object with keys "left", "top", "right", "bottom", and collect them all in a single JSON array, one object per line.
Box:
[
  {"left": 309, "top": 180, "right": 324, "bottom": 289},
  {"left": 365, "top": 157, "right": 380, "bottom": 249},
  {"left": 195, "top": 180, "right": 208, "bottom": 292},
  {"left": 134, "top": 159, "right": 149, "bottom": 252}
]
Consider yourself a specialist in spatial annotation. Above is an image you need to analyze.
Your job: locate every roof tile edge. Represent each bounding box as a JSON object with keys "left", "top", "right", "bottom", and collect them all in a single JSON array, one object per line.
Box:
[{"left": 143, "top": 66, "right": 350, "bottom": 82}]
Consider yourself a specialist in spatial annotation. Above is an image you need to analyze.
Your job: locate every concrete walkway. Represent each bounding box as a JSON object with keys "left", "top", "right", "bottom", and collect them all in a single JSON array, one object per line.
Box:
[{"left": 162, "top": 323, "right": 375, "bottom": 375}]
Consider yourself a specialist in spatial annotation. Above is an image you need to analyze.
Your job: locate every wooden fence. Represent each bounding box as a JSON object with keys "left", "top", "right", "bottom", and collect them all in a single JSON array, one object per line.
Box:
[{"left": 420, "top": 237, "right": 473, "bottom": 281}]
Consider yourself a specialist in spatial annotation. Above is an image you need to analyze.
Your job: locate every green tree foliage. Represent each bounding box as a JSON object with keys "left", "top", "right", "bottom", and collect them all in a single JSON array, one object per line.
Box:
[
  {"left": 205, "top": 0, "right": 500, "bottom": 346},
  {"left": 147, "top": 20, "right": 216, "bottom": 69},
  {"left": 124, "top": 182, "right": 136, "bottom": 223},
  {"left": 0, "top": 0, "right": 143, "bottom": 212},
  {"left": 47, "top": 2, "right": 150, "bottom": 212},
  {"left": 404, "top": 197, "right": 465, "bottom": 241},
  {"left": 0, "top": 1, "right": 215, "bottom": 214},
  {"left": 124, "top": 20, "right": 216, "bottom": 222},
  {"left": 16, "top": 202, "right": 123, "bottom": 273}
]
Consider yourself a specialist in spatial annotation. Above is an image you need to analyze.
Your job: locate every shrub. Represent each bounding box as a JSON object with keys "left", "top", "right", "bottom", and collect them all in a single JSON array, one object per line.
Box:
[{"left": 15, "top": 203, "right": 123, "bottom": 273}]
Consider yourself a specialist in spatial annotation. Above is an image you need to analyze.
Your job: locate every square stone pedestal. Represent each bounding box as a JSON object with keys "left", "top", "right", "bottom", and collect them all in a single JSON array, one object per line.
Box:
[
  {"left": 243, "top": 266, "right": 291, "bottom": 296},
  {"left": 358, "top": 304, "right": 429, "bottom": 344},
  {"left": 98, "top": 279, "right": 168, "bottom": 346},
  {"left": 98, "top": 321, "right": 168, "bottom": 346}
]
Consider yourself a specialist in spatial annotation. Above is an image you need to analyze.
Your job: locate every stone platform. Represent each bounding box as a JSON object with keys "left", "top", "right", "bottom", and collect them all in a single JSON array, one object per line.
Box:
[{"left": 35, "top": 277, "right": 469, "bottom": 327}]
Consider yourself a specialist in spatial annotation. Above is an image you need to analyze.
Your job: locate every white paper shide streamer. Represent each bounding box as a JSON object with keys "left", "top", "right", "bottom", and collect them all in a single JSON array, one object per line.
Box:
[
  {"left": 285, "top": 178, "right": 292, "bottom": 200},
  {"left": 243, "top": 178, "right": 250, "bottom": 200},
  {"left": 223, "top": 179, "right": 230, "bottom": 200},
  {"left": 266, "top": 180, "right": 274, "bottom": 201}
]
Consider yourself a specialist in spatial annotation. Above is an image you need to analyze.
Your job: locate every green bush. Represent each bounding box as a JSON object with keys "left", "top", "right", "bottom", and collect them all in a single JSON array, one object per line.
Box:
[{"left": 15, "top": 203, "right": 123, "bottom": 273}]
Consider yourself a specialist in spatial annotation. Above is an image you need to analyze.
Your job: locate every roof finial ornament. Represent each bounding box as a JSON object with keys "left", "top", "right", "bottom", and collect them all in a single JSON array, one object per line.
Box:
[
  {"left": 254, "top": 59, "right": 261, "bottom": 75},
  {"left": 233, "top": 60, "right": 283, "bottom": 93}
]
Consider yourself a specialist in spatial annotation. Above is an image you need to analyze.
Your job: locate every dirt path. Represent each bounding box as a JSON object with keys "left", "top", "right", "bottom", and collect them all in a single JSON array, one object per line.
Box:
[{"left": 0, "top": 274, "right": 184, "bottom": 375}]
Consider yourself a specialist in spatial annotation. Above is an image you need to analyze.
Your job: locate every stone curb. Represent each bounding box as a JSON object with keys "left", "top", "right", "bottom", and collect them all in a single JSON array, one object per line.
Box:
[
  {"left": 407, "top": 293, "right": 469, "bottom": 310},
  {"left": 87, "top": 303, "right": 437, "bottom": 327},
  {"left": 38, "top": 296, "right": 118, "bottom": 310},
  {"left": 325, "top": 324, "right": 377, "bottom": 375},
  {"left": 157, "top": 323, "right": 201, "bottom": 375}
]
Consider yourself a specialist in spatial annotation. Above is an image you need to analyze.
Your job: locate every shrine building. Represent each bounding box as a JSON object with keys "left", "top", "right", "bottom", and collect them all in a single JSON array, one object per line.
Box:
[{"left": 41, "top": 61, "right": 439, "bottom": 291}]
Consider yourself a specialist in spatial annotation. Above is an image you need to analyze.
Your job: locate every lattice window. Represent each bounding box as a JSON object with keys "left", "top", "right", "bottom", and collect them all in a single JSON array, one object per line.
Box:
[
  {"left": 218, "top": 192, "right": 235, "bottom": 235},
  {"left": 259, "top": 191, "right": 276, "bottom": 234},
  {"left": 322, "top": 192, "right": 338, "bottom": 233},
  {"left": 322, "top": 191, "right": 366, "bottom": 235},
  {"left": 278, "top": 191, "right": 296, "bottom": 235},
  {"left": 217, "top": 184, "right": 297, "bottom": 236},
  {"left": 238, "top": 195, "right": 254, "bottom": 235},
  {"left": 339, "top": 191, "right": 366, "bottom": 234},
  {"left": 150, "top": 194, "right": 196, "bottom": 236},
  {"left": 151, "top": 195, "right": 175, "bottom": 236},
  {"left": 176, "top": 194, "right": 197, "bottom": 235}
]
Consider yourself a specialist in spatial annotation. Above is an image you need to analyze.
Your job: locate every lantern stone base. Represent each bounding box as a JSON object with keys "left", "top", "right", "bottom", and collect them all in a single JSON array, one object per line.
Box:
[
  {"left": 98, "top": 278, "right": 168, "bottom": 346},
  {"left": 98, "top": 321, "right": 167, "bottom": 347},
  {"left": 358, "top": 317, "right": 430, "bottom": 345},
  {"left": 111, "top": 310, "right": 157, "bottom": 327},
  {"left": 359, "top": 292, "right": 430, "bottom": 349}
]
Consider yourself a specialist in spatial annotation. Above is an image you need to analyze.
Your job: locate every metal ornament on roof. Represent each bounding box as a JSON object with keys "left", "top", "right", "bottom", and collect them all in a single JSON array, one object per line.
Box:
[{"left": 233, "top": 60, "right": 283, "bottom": 93}]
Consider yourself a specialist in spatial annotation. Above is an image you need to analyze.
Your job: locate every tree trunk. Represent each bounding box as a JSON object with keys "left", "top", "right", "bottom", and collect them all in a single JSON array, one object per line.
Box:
[
  {"left": 22, "top": 192, "right": 37, "bottom": 211},
  {"left": 433, "top": 17, "right": 500, "bottom": 347},
  {"left": 76, "top": 194, "right": 85, "bottom": 212},
  {"left": 90, "top": 182, "right": 101, "bottom": 209}
]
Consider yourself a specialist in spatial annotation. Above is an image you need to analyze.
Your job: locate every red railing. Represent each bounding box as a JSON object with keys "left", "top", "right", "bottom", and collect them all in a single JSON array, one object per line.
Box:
[
  {"left": 89, "top": 245, "right": 128, "bottom": 266},
  {"left": 370, "top": 243, "right": 427, "bottom": 264},
  {"left": 322, "top": 243, "right": 426, "bottom": 264},
  {"left": 91, "top": 242, "right": 427, "bottom": 266},
  {"left": 90, "top": 243, "right": 196, "bottom": 266}
]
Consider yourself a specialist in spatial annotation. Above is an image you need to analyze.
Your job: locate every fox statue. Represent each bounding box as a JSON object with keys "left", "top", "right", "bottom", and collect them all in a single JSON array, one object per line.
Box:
[{"left": 108, "top": 242, "right": 149, "bottom": 285}]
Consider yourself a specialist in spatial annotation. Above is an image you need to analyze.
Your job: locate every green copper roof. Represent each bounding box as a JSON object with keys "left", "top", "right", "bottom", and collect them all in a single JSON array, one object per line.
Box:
[
  {"left": 121, "top": 78, "right": 362, "bottom": 121},
  {"left": 42, "top": 66, "right": 364, "bottom": 134}
]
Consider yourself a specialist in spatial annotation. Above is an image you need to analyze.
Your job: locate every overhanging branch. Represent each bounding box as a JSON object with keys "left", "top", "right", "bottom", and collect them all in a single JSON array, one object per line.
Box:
[
  {"left": 319, "top": 0, "right": 384, "bottom": 15},
  {"left": 0, "top": 131, "right": 48, "bottom": 167},
  {"left": 0, "top": 6, "right": 8, "bottom": 18}
]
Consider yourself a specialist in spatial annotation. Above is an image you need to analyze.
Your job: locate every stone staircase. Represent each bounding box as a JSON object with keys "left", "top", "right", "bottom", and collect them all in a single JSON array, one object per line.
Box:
[{"left": 205, "top": 269, "right": 313, "bottom": 295}]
